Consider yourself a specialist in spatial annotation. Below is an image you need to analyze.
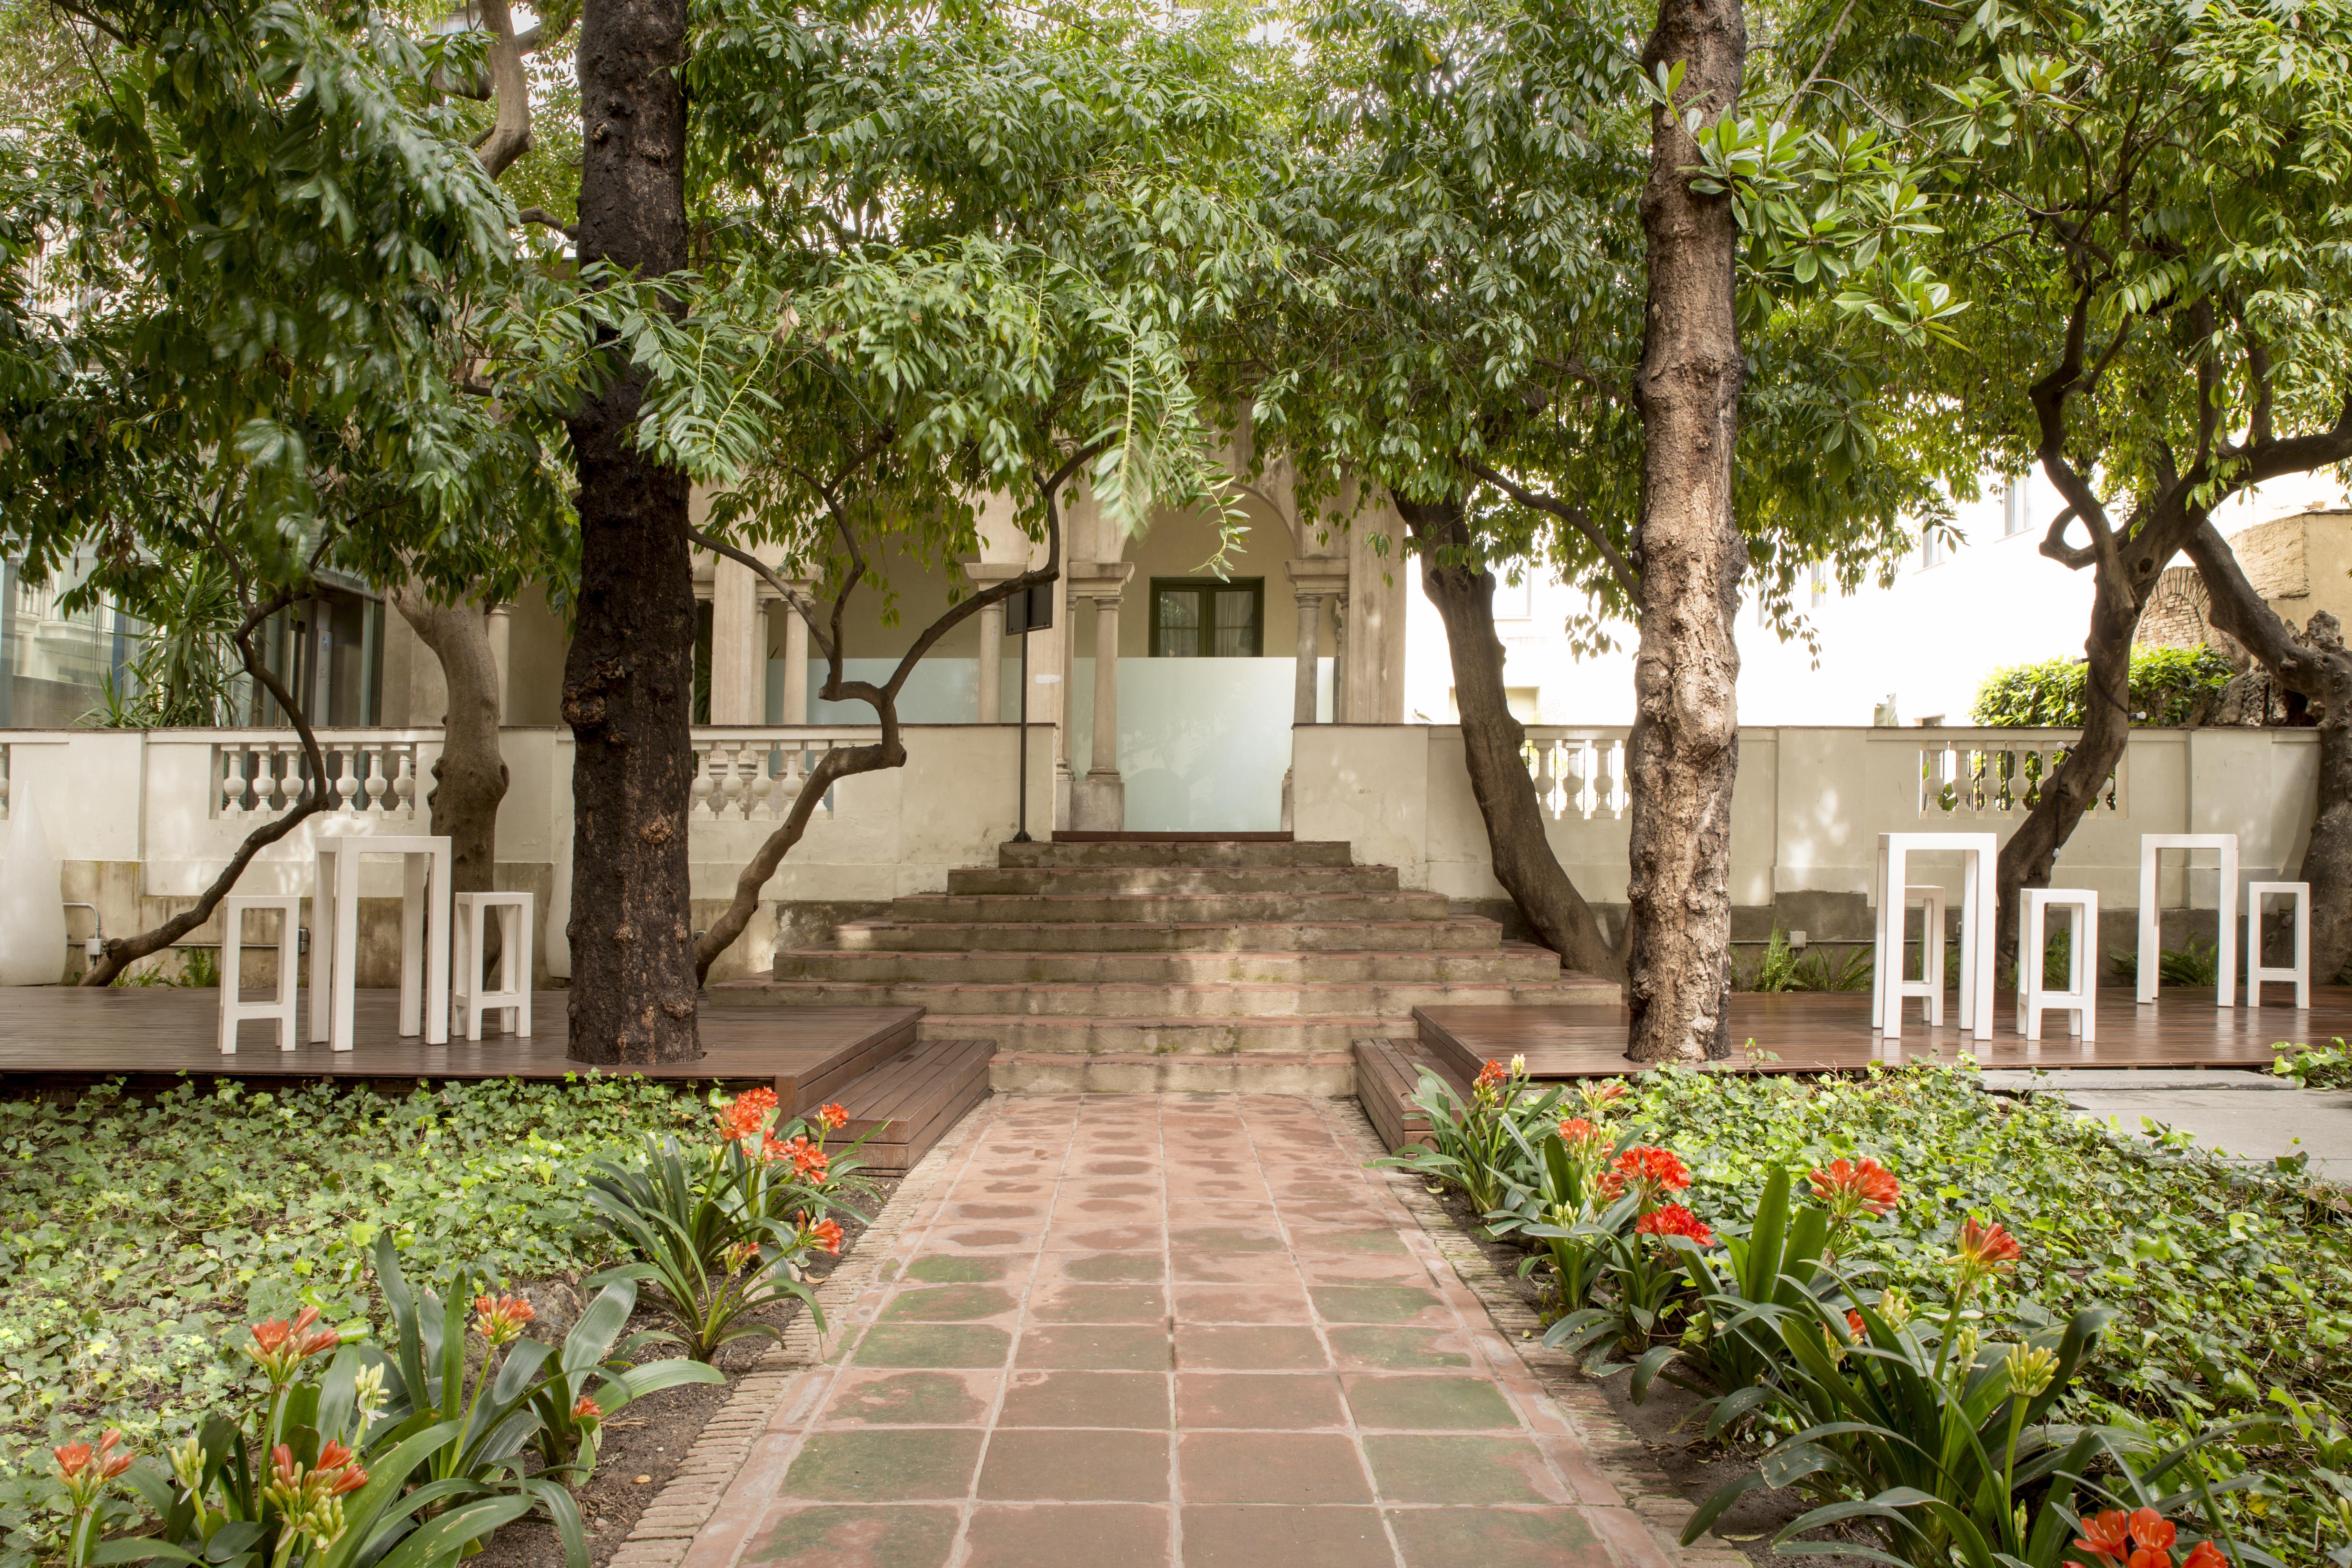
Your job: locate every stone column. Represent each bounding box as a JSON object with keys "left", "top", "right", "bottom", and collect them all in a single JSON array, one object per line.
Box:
[
  {"left": 708, "top": 553, "right": 764, "bottom": 724},
  {"left": 778, "top": 588, "right": 810, "bottom": 723},
  {"left": 1282, "top": 562, "right": 1349, "bottom": 828},
  {"left": 1068, "top": 562, "right": 1134, "bottom": 830},
  {"left": 485, "top": 603, "right": 513, "bottom": 721},
  {"left": 965, "top": 561, "right": 1025, "bottom": 724}
]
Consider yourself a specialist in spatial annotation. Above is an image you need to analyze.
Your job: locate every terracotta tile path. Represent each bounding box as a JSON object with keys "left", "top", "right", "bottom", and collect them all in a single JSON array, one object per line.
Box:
[{"left": 674, "top": 1095, "right": 1677, "bottom": 1568}]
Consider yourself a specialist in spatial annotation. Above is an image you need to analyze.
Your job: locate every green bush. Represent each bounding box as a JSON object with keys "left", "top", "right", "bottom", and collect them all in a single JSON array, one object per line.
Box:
[
  {"left": 0, "top": 1075, "right": 713, "bottom": 1559},
  {"left": 1971, "top": 646, "right": 2237, "bottom": 727}
]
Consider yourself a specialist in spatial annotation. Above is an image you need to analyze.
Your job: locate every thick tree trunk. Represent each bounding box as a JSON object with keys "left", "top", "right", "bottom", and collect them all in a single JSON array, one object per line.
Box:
[
  {"left": 1396, "top": 493, "right": 1625, "bottom": 983},
  {"left": 2183, "top": 523, "right": 2352, "bottom": 982},
  {"left": 1991, "top": 564, "right": 2140, "bottom": 969},
  {"left": 561, "top": 0, "right": 699, "bottom": 1064},
  {"left": 391, "top": 590, "right": 508, "bottom": 895},
  {"left": 1623, "top": 0, "right": 1746, "bottom": 1063}
]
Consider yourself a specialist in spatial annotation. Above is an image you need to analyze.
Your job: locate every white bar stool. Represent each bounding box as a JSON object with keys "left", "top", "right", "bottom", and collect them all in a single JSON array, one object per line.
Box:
[
  {"left": 453, "top": 891, "right": 533, "bottom": 1040},
  {"left": 2137, "top": 834, "right": 2237, "bottom": 1007},
  {"left": 310, "top": 834, "right": 453, "bottom": 1050},
  {"left": 2016, "top": 888, "right": 2097, "bottom": 1041},
  {"left": 1873, "top": 833, "right": 1998, "bottom": 1040},
  {"left": 1893, "top": 885, "right": 1947, "bottom": 1025},
  {"left": 2245, "top": 881, "right": 2310, "bottom": 1009},
  {"left": 218, "top": 895, "right": 301, "bottom": 1053}
]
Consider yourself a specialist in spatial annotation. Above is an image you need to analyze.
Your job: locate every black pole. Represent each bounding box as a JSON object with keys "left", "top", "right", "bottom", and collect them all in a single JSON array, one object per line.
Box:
[{"left": 1012, "top": 619, "right": 1031, "bottom": 842}]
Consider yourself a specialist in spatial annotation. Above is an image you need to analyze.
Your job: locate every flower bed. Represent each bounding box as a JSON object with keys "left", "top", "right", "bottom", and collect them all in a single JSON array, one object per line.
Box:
[
  {"left": 1386, "top": 1060, "right": 2352, "bottom": 1568},
  {"left": 0, "top": 1076, "right": 873, "bottom": 1568}
]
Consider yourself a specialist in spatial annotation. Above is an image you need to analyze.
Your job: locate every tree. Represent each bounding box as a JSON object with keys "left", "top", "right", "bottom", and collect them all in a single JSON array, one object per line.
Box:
[
  {"left": 0, "top": 0, "right": 557, "bottom": 983},
  {"left": 1236, "top": 0, "right": 1968, "bottom": 1058},
  {"left": 1862, "top": 0, "right": 2352, "bottom": 963}
]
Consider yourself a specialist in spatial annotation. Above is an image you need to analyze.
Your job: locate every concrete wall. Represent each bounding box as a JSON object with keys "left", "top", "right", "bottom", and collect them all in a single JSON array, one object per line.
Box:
[
  {"left": 2, "top": 723, "right": 1044, "bottom": 987},
  {"left": 1293, "top": 724, "right": 2319, "bottom": 944}
]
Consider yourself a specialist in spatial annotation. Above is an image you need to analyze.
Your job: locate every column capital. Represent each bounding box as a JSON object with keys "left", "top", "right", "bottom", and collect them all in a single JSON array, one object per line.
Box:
[
  {"left": 965, "top": 560, "right": 1028, "bottom": 587},
  {"left": 1284, "top": 559, "right": 1349, "bottom": 601},
  {"left": 1069, "top": 561, "right": 1136, "bottom": 603},
  {"left": 753, "top": 575, "right": 815, "bottom": 606}
]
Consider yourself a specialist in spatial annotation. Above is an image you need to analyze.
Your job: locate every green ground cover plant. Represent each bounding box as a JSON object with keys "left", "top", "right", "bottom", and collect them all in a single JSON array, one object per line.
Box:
[
  {"left": 1400, "top": 1060, "right": 2352, "bottom": 1567},
  {"left": 0, "top": 1075, "right": 717, "bottom": 1561}
]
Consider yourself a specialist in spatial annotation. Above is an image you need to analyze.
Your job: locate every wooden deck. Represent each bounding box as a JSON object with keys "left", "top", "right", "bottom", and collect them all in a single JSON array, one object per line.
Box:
[{"left": 1416, "top": 987, "right": 2352, "bottom": 1082}]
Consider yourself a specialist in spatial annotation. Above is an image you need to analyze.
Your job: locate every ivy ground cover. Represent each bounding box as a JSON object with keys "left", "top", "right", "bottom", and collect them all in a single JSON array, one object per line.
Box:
[{"left": 0, "top": 1076, "right": 710, "bottom": 1544}]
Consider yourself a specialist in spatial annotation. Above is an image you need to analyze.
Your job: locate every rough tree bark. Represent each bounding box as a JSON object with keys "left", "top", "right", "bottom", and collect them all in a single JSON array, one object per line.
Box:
[
  {"left": 686, "top": 446, "right": 1098, "bottom": 980},
  {"left": 2183, "top": 523, "right": 2352, "bottom": 981},
  {"left": 1395, "top": 492, "right": 1626, "bottom": 983},
  {"left": 1622, "top": 0, "right": 1746, "bottom": 1063},
  {"left": 561, "top": 0, "right": 699, "bottom": 1063},
  {"left": 390, "top": 590, "right": 508, "bottom": 900}
]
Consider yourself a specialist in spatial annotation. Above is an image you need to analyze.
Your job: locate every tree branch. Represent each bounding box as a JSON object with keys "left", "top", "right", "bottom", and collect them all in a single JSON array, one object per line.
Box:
[{"left": 1463, "top": 459, "right": 1639, "bottom": 597}]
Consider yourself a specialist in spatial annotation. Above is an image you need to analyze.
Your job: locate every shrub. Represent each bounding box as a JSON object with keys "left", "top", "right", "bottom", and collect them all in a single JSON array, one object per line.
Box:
[
  {"left": 1971, "top": 646, "right": 2236, "bottom": 728},
  {"left": 1376, "top": 1058, "right": 1567, "bottom": 1216}
]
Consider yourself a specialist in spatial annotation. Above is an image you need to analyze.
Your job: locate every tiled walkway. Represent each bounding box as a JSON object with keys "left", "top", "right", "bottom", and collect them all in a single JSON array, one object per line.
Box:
[{"left": 677, "top": 1095, "right": 1673, "bottom": 1568}]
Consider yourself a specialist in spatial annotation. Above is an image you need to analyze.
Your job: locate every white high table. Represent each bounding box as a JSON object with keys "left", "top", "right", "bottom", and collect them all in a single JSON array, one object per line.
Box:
[
  {"left": 311, "top": 834, "right": 453, "bottom": 1050},
  {"left": 1873, "top": 832, "right": 1998, "bottom": 1040}
]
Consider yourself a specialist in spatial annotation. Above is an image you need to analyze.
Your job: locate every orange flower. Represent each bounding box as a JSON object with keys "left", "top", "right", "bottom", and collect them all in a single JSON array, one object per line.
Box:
[
  {"left": 1845, "top": 1309, "right": 1868, "bottom": 1341},
  {"left": 2180, "top": 1541, "right": 2228, "bottom": 1568},
  {"left": 572, "top": 1393, "right": 602, "bottom": 1424},
  {"left": 1599, "top": 1145, "right": 1692, "bottom": 1204},
  {"left": 1474, "top": 1059, "right": 1508, "bottom": 1091},
  {"left": 1633, "top": 1204, "right": 1715, "bottom": 1246},
  {"left": 2127, "top": 1511, "right": 2176, "bottom": 1555},
  {"left": 769, "top": 1135, "right": 831, "bottom": 1182},
  {"left": 798, "top": 1212, "right": 845, "bottom": 1254},
  {"left": 270, "top": 1444, "right": 299, "bottom": 1490},
  {"left": 1808, "top": 1158, "right": 1901, "bottom": 1219},
  {"left": 819, "top": 1103, "right": 849, "bottom": 1131},
  {"left": 247, "top": 1305, "right": 339, "bottom": 1381},
  {"left": 1581, "top": 1079, "right": 1630, "bottom": 1111},
  {"left": 2075, "top": 1511, "right": 2130, "bottom": 1563},
  {"left": 52, "top": 1430, "right": 130, "bottom": 1503},
  {"left": 721, "top": 1239, "right": 761, "bottom": 1273},
  {"left": 471, "top": 1293, "right": 537, "bottom": 1347},
  {"left": 1557, "top": 1116, "right": 1610, "bottom": 1154},
  {"left": 717, "top": 1087, "right": 780, "bottom": 1143},
  {"left": 1951, "top": 1217, "right": 2022, "bottom": 1283},
  {"left": 313, "top": 1439, "right": 367, "bottom": 1497}
]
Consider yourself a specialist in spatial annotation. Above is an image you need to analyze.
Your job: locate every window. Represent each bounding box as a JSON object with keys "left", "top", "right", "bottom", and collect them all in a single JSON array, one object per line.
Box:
[
  {"left": 2003, "top": 479, "right": 2033, "bottom": 538},
  {"left": 1491, "top": 575, "right": 1534, "bottom": 621},
  {"left": 1920, "top": 530, "right": 1949, "bottom": 570},
  {"left": 1150, "top": 577, "right": 1264, "bottom": 657}
]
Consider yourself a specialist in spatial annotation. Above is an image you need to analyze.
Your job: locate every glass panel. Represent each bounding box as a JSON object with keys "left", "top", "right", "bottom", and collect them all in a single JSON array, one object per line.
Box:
[
  {"left": 1157, "top": 588, "right": 1200, "bottom": 657},
  {"left": 1212, "top": 588, "right": 1257, "bottom": 657}
]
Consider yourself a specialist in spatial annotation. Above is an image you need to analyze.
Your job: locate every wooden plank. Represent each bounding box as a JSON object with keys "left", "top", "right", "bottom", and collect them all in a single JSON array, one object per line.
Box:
[
  {"left": 784, "top": 1016, "right": 921, "bottom": 1114},
  {"left": 836, "top": 1040, "right": 993, "bottom": 1171},
  {"left": 1414, "top": 987, "right": 2348, "bottom": 1080}
]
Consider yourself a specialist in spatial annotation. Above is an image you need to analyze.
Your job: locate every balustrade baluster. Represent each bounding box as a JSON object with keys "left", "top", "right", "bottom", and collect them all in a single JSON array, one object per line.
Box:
[{"left": 335, "top": 745, "right": 360, "bottom": 815}]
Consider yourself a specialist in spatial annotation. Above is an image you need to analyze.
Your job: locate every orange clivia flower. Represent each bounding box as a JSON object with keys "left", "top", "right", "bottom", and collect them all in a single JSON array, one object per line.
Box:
[
  {"left": 717, "top": 1087, "right": 779, "bottom": 1143},
  {"left": 1557, "top": 1116, "right": 1611, "bottom": 1154},
  {"left": 798, "top": 1212, "right": 845, "bottom": 1254},
  {"left": 51, "top": 1441, "right": 92, "bottom": 1481},
  {"left": 1845, "top": 1309, "right": 1868, "bottom": 1342},
  {"left": 2180, "top": 1541, "right": 2228, "bottom": 1568},
  {"left": 770, "top": 1135, "right": 831, "bottom": 1182},
  {"left": 2127, "top": 1510, "right": 2176, "bottom": 1555},
  {"left": 1473, "top": 1059, "right": 1508, "bottom": 1091},
  {"left": 1580, "top": 1079, "right": 1630, "bottom": 1111},
  {"left": 1808, "top": 1158, "right": 1901, "bottom": 1220},
  {"left": 1598, "top": 1145, "right": 1693, "bottom": 1204},
  {"left": 819, "top": 1103, "right": 849, "bottom": 1131},
  {"left": 2074, "top": 1511, "right": 2130, "bottom": 1563},
  {"left": 271, "top": 1444, "right": 299, "bottom": 1489},
  {"left": 1951, "top": 1217, "right": 2022, "bottom": 1283},
  {"left": 1633, "top": 1204, "right": 1715, "bottom": 1246},
  {"left": 572, "top": 1394, "right": 602, "bottom": 1423},
  {"left": 471, "top": 1293, "right": 537, "bottom": 1346}
]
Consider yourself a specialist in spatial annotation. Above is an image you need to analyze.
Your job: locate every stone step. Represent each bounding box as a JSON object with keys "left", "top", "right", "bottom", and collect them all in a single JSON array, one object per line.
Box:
[
  {"left": 998, "top": 839, "right": 1356, "bottom": 870},
  {"left": 944, "top": 864, "right": 1401, "bottom": 896},
  {"left": 766, "top": 943, "right": 1567, "bottom": 985},
  {"left": 913, "top": 1013, "right": 1389, "bottom": 1055},
  {"left": 879, "top": 890, "right": 1452, "bottom": 924},
  {"left": 990, "top": 1050, "right": 1356, "bottom": 1096},
  {"left": 832, "top": 917, "right": 1508, "bottom": 954},
  {"left": 710, "top": 975, "right": 1617, "bottom": 1018}
]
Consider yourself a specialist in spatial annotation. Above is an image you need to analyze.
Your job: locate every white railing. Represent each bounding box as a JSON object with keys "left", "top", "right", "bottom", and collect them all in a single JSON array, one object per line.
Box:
[
  {"left": 688, "top": 728, "right": 881, "bottom": 821},
  {"left": 1914, "top": 734, "right": 2125, "bottom": 820},
  {"left": 1523, "top": 729, "right": 1631, "bottom": 821},
  {"left": 215, "top": 732, "right": 426, "bottom": 820}
]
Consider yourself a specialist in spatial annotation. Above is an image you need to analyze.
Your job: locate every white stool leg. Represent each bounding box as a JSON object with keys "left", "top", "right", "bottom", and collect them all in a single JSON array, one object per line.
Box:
[
  {"left": 309, "top": 845, "right": 333, "bottom": 1042},
  {"left": 1924, "top": 890, "right": 1945, "bottom": 1027},
  {"left": 426, "top": 846, "right": 452, "bottom": 1045},
  {"left": 499, "top": 902, "right": 522, "bottom": 1036},
  {"left": 219, "top": 910, "right": 243, "bottom": 1055},
  {"left": 2218, "top": 844, "right": 2238, "bottom": 1008},
  {"left": 2021, "top": 898, "right": 2047, "bottom": 1041},
  {"left": 274, "top": 904, "right": 299, "bottom": 1051},
  {"left": 2066, "top": 902, "right": 2085, "bottom": 1038},
  {"left": 458, "top": 900, "right": 484, "bottom": 1042},
  {"left": 2295, "top": 886, "right": 2311, "bottom": 1010},
  {"left": 399, "top": 855, "right": 425, "bottom": 1036},
  {"left": 2137, "top": 842, "right": 2160, "bottom": 1004},
  {"left": 332, "top": 850, "right": 361, "bottom": 1051}
]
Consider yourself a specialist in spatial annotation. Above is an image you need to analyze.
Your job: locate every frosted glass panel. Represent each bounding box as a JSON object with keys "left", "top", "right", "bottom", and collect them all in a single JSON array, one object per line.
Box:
[
  {"left": 789, "top": 658, "right": 979, "bottom": 724},
  {"left": 1069, "top": 657, "right": 1331, "bottom": 832}
]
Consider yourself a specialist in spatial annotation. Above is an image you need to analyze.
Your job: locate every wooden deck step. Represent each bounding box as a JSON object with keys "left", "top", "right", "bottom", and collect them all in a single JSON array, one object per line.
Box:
[
  {"left": 834, "top": 1038, "right": 996, "bottom": 1173},
  {"left": 1353, "top": 1036, "right": 1472, "bottom": 1155}
]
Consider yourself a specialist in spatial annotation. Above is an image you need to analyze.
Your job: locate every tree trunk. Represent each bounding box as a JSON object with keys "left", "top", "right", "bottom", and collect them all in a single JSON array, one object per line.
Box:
[
  {"left": 1991, "top": 563, "right": 2140, "bottom": 969},
  {"left": 1396, "top": 492, "right": 1625, "bottom": 983},
  {"left": 1623, "top": 0, "right": 1746, "bottom": 1063},
  {"left": 2182, "top": 523, "right": 2352, "bottom": 982},
  {"left": 561, "top": 0, "right": 699, "bottom": 1064},
  {"left": 391, "top": 590, "right": 508, "bottom": 895}
]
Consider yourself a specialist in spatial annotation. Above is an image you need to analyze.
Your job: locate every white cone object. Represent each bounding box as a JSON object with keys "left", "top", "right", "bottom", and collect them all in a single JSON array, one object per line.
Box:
[{"left": 0, "top": 789, "right": 67, "bottom": 985}]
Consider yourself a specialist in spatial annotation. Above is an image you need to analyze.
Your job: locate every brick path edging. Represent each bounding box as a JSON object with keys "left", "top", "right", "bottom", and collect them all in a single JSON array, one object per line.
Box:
[
  {"left": 1334, "top": 1098, "right": 1750, "bottom": 1568},
  {"left": 604, "top": 1110, "right": 985, "bottom": 1568}
]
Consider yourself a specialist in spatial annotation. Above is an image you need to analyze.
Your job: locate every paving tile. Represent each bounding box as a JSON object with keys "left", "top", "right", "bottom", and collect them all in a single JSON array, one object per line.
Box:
[
  {"left": 1177, "top": 1506, "right": 1396, "bottom": 1567},
  {"left": 1297, "top": 1253, "right": 1441, "bottom": 1286},
  {"left": 1179, "top": 1431, "right": 1374, "bottom": 1504},
  {"left": 1175, "top": 1325, "right": 1330, "bottom": 1370},
  {"left": 1029, "top": 1283, "right": 1170, "bottom": 1324},
  {"left": 1290, "top": 1227, "right": 1412, "bottom": 1255},
  {"left": 1327, "top": 1327, "right": 1476, "bottom": 1371},
  {"left": 876, "top": 1285, "right": 1020, "bottom": 1323},
  {"left": 996, "top": 1370, "right": 1173, "bottom": 1429},
  {"left": 1309, "top": 1285, "right": 1453, "bottom": 1325},
  {"left": 743, "top": 1503, "right": 959, "bottom": 1567},
  {"left": 1167, "top": 1224, "right": 1286, "bottom": 1252},
  {"left": 976, "top": 1428, "right": 1172, "bottom": 1501},
  {"left": 1176, "top": 1371, "right": 1349, "bottom": 1429},
  {"left": 1171, "top": 1252, "right": 1304, "bottom": 1285},
  {"left": 1386, "top": 1506, "right": 1612, "bottom": 1566},
  {"left": 1018, "top": 1325, "right": 1174, "bottom": 1371},
  {"left": 1171, "top": 1284, "right": 1314, "bottom": 1324},
  {"left": 899, "top": 1255, "right": 1015, "bottom": 1285},
  {"left": 849, "top": 1324, "right": 1012, "bottom": 1369},
  {"left": 1043, "top": 1224, "right": 1168, "bottom": 1252},
  {"left": 924, "top": 1227, "right": 1044, "bottom": 1254},
  {"left": 816, "top": 1370, "right": 998, "bottom": 1428},
  {"left": 1343, "top": 1376, "right": 1521, "bottom": 1432},
  {"left": 1363, "top": 1435, "right": 1573, "bottom": 1505},
  {"left": 778, "top": 1430, "right": 984, "bottom": 1501},
  {"left": 960, "top": 1504, "right": 1171, "bottom": 1568},
  {"left": 1048, "top": 1252, "right": 1166, "bottom": 1284}
]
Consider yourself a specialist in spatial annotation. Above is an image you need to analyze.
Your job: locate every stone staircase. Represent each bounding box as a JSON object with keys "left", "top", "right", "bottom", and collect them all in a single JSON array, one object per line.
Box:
[{"left": 705, "top": 836, "right": 1619, "bottom": 1093}]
